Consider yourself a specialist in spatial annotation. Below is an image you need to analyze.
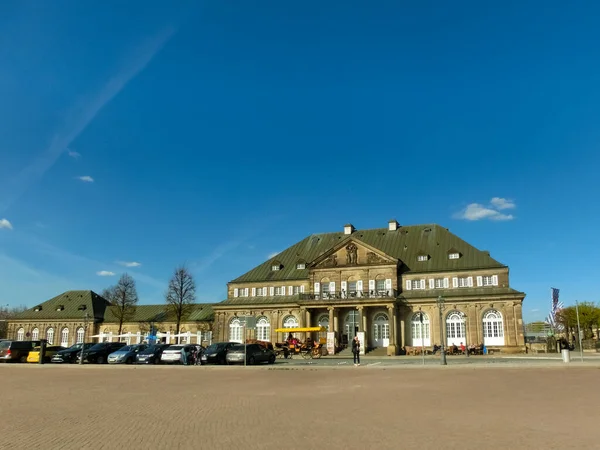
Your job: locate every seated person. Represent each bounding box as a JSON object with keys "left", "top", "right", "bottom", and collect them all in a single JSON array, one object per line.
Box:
[
  {"left": 460, "top": 342, "right": 466, "bottom": 354},
  {"left": 399, "top": 346, "right": 407, "bottom": 355},
  {"left": 432, "top": 344, "right": 441, "bottom": 354},
  {"left": 452, "top": 344, "right": 459, "bottom": 354}
]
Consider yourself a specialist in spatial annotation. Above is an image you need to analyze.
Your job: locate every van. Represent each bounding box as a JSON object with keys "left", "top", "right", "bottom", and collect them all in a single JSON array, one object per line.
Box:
[{"left": 0, "top": 340, "right": 42, "bottom": 363}]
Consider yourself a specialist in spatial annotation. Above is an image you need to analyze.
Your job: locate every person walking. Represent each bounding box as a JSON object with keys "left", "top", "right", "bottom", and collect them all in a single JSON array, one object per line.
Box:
[{"left": 352, "top": 335, "right": 361, "bottom": 366}]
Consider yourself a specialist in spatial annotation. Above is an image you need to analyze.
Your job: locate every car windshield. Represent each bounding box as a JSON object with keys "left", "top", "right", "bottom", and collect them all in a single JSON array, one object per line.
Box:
[
  {"left": 140, "top": 345, "right": 159, "bottom": 353},
  {"left": 205, "top": 344, "right": 224, "bottom": 352},
  {"left": 119, "top": 346, "right": 134, "bottom": 352},
  {"left": 88, "top": 344, "right": 108, "bottom": 351},
  {"left": 69, "top": 344, "right": 82, "bottom": 350}
]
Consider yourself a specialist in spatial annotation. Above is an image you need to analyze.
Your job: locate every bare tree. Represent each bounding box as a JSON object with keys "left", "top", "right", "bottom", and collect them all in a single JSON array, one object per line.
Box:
[
  {"left": 165, "top": 266, "right": 196, "bottom": 343},
  {"left": 103, "top": 273, "right": 139, "bottom": 335},
  {"left": 0, "top": 305, "right": 28, "bottom": 339}
]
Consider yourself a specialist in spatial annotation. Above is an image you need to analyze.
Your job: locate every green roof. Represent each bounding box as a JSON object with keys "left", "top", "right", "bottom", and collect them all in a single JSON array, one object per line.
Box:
[
  {"left": 104, "top": 303, "right": 214, "bottom": 323},
  {"left": 219, "top": 296, "right": 299, "bottom": 307},
  {"left": 401, "top": 287, "right": 524, "bottom": 300},
  {"left": 231, "top": 224, "right": 505, "bottom": 283},
  {"left": 11, "top": 290, "right": 111, "bottom": 321}
]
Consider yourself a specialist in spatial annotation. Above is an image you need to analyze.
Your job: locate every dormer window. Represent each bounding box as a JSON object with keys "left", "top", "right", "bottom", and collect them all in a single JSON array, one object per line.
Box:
[
  {"left": 56, "top": 305, "right": 65, "bottom": 311},
  {"left": 296, "top": 263, "right": 305, "bottom": 270},
  {"left": 34, "top": 305, "right": 42, "bottom": 312},
  {"left": 448, "top": 253, "right": 460, "bottom": 260},
  {"left": 417, "top": 254, "right": 429, "bottom": 262},
  {"left": 271, "top": 260, "right": 283, "bottom": 271}
]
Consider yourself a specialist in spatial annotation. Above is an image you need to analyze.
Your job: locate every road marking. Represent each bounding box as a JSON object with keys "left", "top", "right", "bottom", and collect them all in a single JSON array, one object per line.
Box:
[{"left": 367, "top": 362, "right": 381, "bottom": 367}]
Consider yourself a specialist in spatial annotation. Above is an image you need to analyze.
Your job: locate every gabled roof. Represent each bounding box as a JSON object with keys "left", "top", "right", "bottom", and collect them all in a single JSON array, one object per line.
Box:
[
  {"left": 11, "top": 290, "right": 111, "bottom": 321},
  {"left": 231, "top": 224, "right": 505, "bottom": 283}
]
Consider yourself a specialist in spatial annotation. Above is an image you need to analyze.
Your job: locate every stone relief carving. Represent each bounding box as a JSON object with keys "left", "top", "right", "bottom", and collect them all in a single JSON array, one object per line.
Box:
[
  {"left": 366, "top": 251, "right": 386, "bottom": 264},
  {"left": 317, "top": 254, "right": 338, "bottom": 268},
  {"left": 346, "top": 243, "right": 358, "bottom": 265}
]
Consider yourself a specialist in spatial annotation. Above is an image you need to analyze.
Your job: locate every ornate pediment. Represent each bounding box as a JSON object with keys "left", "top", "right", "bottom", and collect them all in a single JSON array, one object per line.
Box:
[{"left": 311, "top": 238, "right": 397, "bottom": 269}]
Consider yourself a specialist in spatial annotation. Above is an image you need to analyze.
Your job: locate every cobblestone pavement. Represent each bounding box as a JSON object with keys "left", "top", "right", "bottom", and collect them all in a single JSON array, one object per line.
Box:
[{"left": 1, "top": 364, "right": 599, "bottom": 449}]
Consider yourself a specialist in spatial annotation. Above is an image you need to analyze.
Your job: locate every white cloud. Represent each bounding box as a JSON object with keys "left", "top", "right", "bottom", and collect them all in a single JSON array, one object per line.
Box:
[
  {"left": 0, "top": 218, "right": 13, "bottom": 230},
  {"left": 77, "top": 176, "right": 94, "bottom": 183},
  {"left": 67, "top": 150, "right": 81, "bottom": 159},
  {"left": 117, "top": 261, "right": 141, "bottom": 267},
  {"left": 0, "top": 26, "right": 176, "bottom": 214},
  {"left": 530, "top": 309, "right": 540, "bottom": 313},
  {"left": 453, "top": 198, "right": 516, "bottom": 221},
  {"left": 268, "top": 252, "right": 280, "bottom": 259},
  {"left": 96, "top": 270, "right": 116, "bottom": 276},
  {"left": 490, "top": 197, "right": 515, "bottom": 210}
]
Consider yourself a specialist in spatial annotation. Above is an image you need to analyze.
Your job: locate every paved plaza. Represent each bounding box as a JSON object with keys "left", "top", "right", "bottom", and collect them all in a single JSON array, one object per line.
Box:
[{"left": 1, "top": 363, "right": 599, "bottom": 449}]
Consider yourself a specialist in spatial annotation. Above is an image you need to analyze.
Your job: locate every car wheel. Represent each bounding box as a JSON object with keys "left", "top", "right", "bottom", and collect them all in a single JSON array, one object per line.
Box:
[
  {"left": 126, "top": 357, "right": 133, "bottom": 364},
  {"left": 269, "top": 355, "right": 275, "bottom": 364},
  {"left": 19, "top": 356, "right": 27, "bottom": 363},
  {"left": 97, "top": 356, "right": 105, "bottom": 364}
]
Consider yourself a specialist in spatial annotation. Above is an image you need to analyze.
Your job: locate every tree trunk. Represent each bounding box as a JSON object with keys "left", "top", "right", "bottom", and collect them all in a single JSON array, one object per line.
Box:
[{"left": 118, "top": 321, "right": 123, "bottom": 337}]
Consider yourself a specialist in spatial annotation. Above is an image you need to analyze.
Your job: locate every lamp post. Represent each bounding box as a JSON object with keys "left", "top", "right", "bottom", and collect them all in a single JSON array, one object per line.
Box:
[
  {"left": 437, "top": 296, "right": 447, "bottom": 365},
  {"left": 78, "top": 305, "right": 89, "bottom": 365},
  {"left": 462, "top": 312, "right": 470, "bottom": 358}
]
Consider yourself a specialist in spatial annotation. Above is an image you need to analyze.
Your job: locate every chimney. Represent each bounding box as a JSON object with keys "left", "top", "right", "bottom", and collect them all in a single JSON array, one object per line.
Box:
[
  {"left": 343, "top": 224, "right": 355, "bottom": 235},
  {"left": 388, "top": 219, "right": 399, "bottom": 231}
]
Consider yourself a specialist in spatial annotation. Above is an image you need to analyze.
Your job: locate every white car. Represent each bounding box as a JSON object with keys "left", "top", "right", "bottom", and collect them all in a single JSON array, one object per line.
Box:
[{"left": 160, "top": 345, "right": 196, "bottom": 364}]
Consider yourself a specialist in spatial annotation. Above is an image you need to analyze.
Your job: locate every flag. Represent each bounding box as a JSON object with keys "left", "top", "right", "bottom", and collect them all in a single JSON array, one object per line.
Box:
[{"left": 545, "top": 287, "right": 564, "bottom": 331}]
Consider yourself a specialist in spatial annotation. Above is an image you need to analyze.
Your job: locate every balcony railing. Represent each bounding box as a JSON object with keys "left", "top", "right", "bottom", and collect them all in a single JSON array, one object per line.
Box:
[{"left": 299, "top": 289, "right": 397, "bottom": 301}]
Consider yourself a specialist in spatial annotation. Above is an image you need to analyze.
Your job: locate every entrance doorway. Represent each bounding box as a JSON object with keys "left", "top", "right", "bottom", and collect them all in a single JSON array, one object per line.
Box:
[
  {"left": 344, "top": 311, "right": 359, "bottom": 347},
  {"left": 372, "top": 312, "right": 389, "bottom": 347}
]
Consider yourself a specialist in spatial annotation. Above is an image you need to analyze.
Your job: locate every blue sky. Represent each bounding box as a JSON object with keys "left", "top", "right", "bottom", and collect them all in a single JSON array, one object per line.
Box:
[{"left": 1, "top": 1, "right": 598, "bottom": 322}]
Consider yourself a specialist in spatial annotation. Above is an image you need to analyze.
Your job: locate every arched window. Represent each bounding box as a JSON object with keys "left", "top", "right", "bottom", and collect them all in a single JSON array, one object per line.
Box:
[
  {"left": 372, "top": 312, "right": 390, "bottom": 347},
  {"left": 76, "top": 327, "right": 85, "bottom": 344},
  {"left": 46, "top": 328, "right": 54, "bottom": 345},
  {"left": 282, "top": 315, "right": 299, "bottom": 328},
  {"left": 60, "top": 327, "right": 69, "bottom": 347},
  {"left": 411, "top": 312, "right": 431, "bottom": 347},
  {"left": 483, "top": 310, "right": 505, "bottom": 346},
  {"left": 229, "top": 317, "right": 243, "bottom": 343},
  {"left": 446, "top": 311, "right": 465, "bottom": 346},
  {"left": 16, "top": 327, "right": 24, "bottom": 341},
  {"left": 31, "top": 327, "right": 39, "bottom": 341},
  {"left": 256, "top": 316, "right": 270, "bottom": 342},
  {"left": 317, "top": 314, "right": 329, "bottom": 341}
]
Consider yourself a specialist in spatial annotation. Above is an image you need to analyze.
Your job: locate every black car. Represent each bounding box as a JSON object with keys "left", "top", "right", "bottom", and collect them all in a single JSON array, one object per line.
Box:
[
  {"left": 200, "top": 342, "right": 237, "bottom": 365},
  {"left": 136, "top": 344, "right": 170, "bottom": 364},
  {"left": 0, "top": 340, "right": 41, "bottom": 363},
  {"left": 78, "top": 342, "right": 126, "bottom": 364},
  {"left": 51, "top": 343, "right": 95, "bottom": 363}
]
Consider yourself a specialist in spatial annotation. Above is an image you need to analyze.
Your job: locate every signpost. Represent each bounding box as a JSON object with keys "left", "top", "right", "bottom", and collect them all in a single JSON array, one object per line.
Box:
[
  {"left": 419, "top": 312, "right": 425, "bottom": 366},
  {"left": 240, "top": 316, "right": 256, "bottom": 367},
  {"left": 575, "top": 301, "right": 584, "bottom": 362}
]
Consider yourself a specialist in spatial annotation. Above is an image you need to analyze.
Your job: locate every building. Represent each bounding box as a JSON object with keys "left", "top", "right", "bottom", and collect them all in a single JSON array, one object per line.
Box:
[
  {"left": 212, "top": 221, "right": 526, "bottom": 354},
  {"left": 6, "top": 290, "right": 214, "bottom": 346}
]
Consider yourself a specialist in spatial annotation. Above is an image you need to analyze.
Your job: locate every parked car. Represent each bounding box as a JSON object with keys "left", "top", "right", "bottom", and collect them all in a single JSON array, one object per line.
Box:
[
  {"left": 225, "top": 343, "right": 276, "bottom": 365},
  {"left": 136, "top": 344, "right": 170, "bottom": 364},
  {"left": 108, "top": 344, "right": 148, "bottom": 364},
  {"left": 27, "top": 345, "right": 66, "bottom": 363},
  {"left": 160, "top": 344, "right": 197, "bottom": 364},
  {"left": 0, "top": 340, "right": 41, "bottom": 363},
  {"left": 51, "top": 343, "right": 95, "bottom": 363},
  {"left": 200, "top": 342, "right": 237, "bottom": 365},
  {"left": 78, "top": 342, "right": 126, "bottom": 364}
]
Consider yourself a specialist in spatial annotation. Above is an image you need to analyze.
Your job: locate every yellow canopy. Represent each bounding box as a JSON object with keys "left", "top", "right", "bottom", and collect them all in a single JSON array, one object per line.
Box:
[{"left": 275, "top": 326, "right": 326, "bottom": 333}]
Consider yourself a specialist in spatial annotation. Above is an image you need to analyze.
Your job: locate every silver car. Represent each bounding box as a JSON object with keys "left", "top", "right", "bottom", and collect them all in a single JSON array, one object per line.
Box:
[{"left": 107, "top": 344, "right": 147, "bottom": 364}]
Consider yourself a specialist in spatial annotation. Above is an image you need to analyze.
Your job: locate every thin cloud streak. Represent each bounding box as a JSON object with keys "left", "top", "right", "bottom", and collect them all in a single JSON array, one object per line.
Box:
[
  {"left": 77, "top": 176, "right": 94, "bottom": 183},
  {"left": 0, "top": 26, "right": 177, "bottom": 214}
]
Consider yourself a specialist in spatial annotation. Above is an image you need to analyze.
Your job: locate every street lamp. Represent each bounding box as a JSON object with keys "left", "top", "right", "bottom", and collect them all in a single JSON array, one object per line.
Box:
[
  {"left": 437, "top": 296, "right": 447, "bottom": 366},
  {"left": 461, "top": 312, "right": 470, "bottom": 358},
  {"left": 78, "top": 305, "right": 89, "bottom": 365}
]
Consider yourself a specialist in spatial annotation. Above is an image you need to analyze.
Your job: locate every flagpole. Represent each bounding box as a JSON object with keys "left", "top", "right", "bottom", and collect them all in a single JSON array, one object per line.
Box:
[{"left": 575, "top": 301, "right": 584, "bottom": 362}]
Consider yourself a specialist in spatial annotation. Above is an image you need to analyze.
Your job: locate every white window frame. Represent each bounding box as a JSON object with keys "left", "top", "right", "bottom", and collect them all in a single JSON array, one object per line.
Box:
[
  {"left": 411, "top": 313, "right": 431, "bottom": 347},
  {"left": 46, "top": 328, "right": 54, "bottom": 345},
  {"left": 31, "top": 328, "right": 39, "bottom": 341},
  {"left": 60, "top": 327, "right": 69, "bottom": 347},
  {"left": 434, "top": 278, "right": 444, "bottom": 289},
  {"left": 449, "top": 252, "right": 460, "bottom": 259},
  {"left": 483, "top": 310, "right": 505, "bottom": 346},
  {"left": 446, "top": 311, "right": 466, "bottom": 346},
  {"left": 482, "top": 276, "right": 494, "bottom": 287},
  {"left": 275, "top": 286, "right": 285, "bottom": 296},
  {"left": 16, "top": 327, "right": 25, "bottom": 341},
  {"left": 293, "top": 286, "right": 300, "bottom": 295},
  {"left": 256, "top": 317, "right": 270, "bottom": 342},
  {"left": 417, "top": 255, "right": 428, "bottom": 262},
  {"left": 411, "top": 279, "right": 425, "bottom": 290},
  {"left": 76, "top": 327, "right": 85, "bottom": 344},
  {"left": 229, "top": 318, "right": 243, "bottom": 343},
  {"left": 457, "top": 277, "right": 469, "bottom": 288},
  {"left": 296, "top": 263, "right": 305, "bottom": 270},
  {"left": 271, "top": 265, "right": 280, "bottom": 271}
]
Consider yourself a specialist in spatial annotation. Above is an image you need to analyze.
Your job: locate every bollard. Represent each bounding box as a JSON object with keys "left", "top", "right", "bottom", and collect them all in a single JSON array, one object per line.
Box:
[
  {"left": 39, "top": 339, "right": 47, "bottom": 365},
  {"left": 561, "top": 348, "right": 571, "bottom": 363}
]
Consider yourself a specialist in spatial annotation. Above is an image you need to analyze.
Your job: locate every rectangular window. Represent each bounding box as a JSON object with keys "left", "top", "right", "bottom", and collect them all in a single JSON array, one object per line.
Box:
[
  {"left": 272, "top": 265, "right": 280, "bottom": 271},
  {"left": 293, "top": 286, "right": 300, "bottom": 295},
  {"left": 411, "top": 280, "right": 424, "bottom": 290},
  {"left": 348, "top": 281, "right": 357, "bottom": 296},
  {"left": 482, "top": 276, "right": 494, "bottom": 287},
  {"left": 449, "top": 253, "right": 460, "bottom": 259},
  {"left": 296, "top": 263, "right": 305, "bottom": 270},
  {"left": 417, "top": 255, "right": 428, "bottom": 261},
  {"left": 376, "top": 279, "right": 385, "bottom": 291},
  {"left": 256, "top": 288, "right": 263, "bottom": 296},
  {"left": 457, "top": 277, "right": 469, "bottom": 288},
  {"left": 434, "top": 278, "right": 444, "bottom": 289},
  {"left": 321, "top": 283, "right": 330, "bottom": 298},
  {"left": 275, "top": 286, "right": 285, "bottom": 296}
]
